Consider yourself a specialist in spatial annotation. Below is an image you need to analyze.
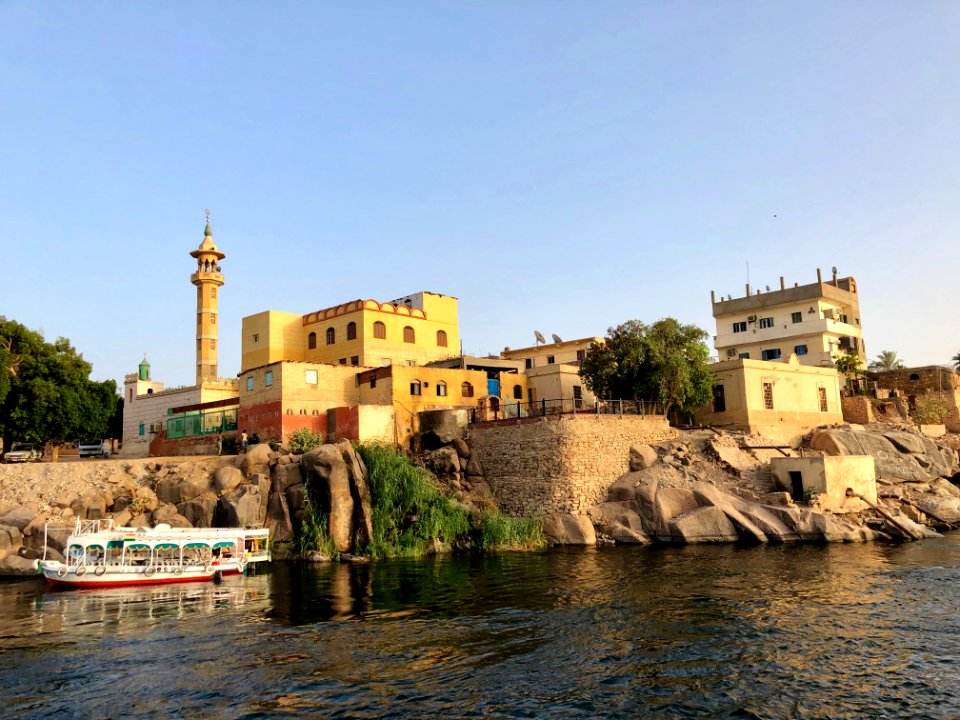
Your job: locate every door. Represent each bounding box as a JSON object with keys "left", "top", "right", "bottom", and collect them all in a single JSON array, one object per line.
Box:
[
  {"left": 789, "top": 471, "right": 804, "bottom": 502},
  {"left": 487, "top": 378, "right": 500, "bottom": 397}
]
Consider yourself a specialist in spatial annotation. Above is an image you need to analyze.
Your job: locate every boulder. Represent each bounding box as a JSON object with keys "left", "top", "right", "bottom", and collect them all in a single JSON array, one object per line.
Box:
[
  {"left": 465, "top": 455, "right": 484, "bottom": 477},
  {"left": 542, "top": 513, "right": 596, "bottom": 545},
  {"left": 215, "top": 484, "right": 264, "bottom": 528},
  {"left": 70, "top": 493, "right": 107, "bottom": 521},
  {"left": 0, "top": 554, "right": 38, "bottom": 577},
  {"left": 607, "top": 472, "right": 645, "bottom": 502},
  {"left": 606, "top": 523, "right": 652, "bottom": 544},
  {"left": 177, "top": 473, "right": 216, "bottom": 503},
  {"left": 909, "top": 492, "right": 960, "bottom": 524},
  {"left": 155, "top": 477, "right": 182, "bottom": 505},
  {"left": 214, "top": 466, "right": 245, "bottom": 496},
  {"left": 425, "top": 447, "right": 460, "bottom": 477},
  {"left": 587, "top": 502, "right": 652, "bottom": 544},
  {"left": 286, "top": 483, "right": 307, "bottom": 524},
  {"left": 113, "top": 509, "right": 133, "bottom": 527},
  {"left": 639, "top": 485, "right": 700, "bottom": 540},
  {"left": 452, "top": 437, "right": 471, "bottom": 459},
  {"left": 0, "top": 502, "right": 40, "bottom": 531},
  {"left": 239, "top": 443, "right": 273, "bottom": 479},
  {"left": 883, "top": 431, "right": 926, "bottom": 454},
  {"left": 0, "top": 525, "right": 16, "bottom": 550},
  {"left": 152, "top": 504, "right": 180, "bottom": 523},
  {"left": 177, "top": 497, "right": 217, "bottom": 527},
  {"left": 271, "top": 462, "right": 303, "bottom": 493},
  {"left": 629, "top": 444, "right": 658, "bottom": 471},
  {"left": 810, "top": 428, "right": 959, "bottom": 482},
  {"left": 669, "top": 507, "right": 739, "bottom": 543},
  {"left": 302, "top": 445, "right": 355, "bottom": 552},
  {"left": 691, "top": 483, "right": 768, "bottom": 544},
  {"left": 162, "top": 514, "right": 195, "bottom": 529},
  {"left": 265, "top": 487, "right": 294, "bottom": 543},
  {"left": 337, "top": 441, "right": 373, "bottom": 548},
  {"left": 129, "top": 513, "right": 152, "bottom": 529},
  {"left": 131, "top": 488, "right": 159, "bottom": 514}
]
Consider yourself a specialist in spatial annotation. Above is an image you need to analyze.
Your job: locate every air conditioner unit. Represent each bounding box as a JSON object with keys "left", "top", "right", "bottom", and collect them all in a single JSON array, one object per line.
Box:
[
  {"left": 747, "top": 315, "right": 757, "bottom": 323},
  {"left": 823, "top": 309, "right": 836, "bottom": 319},
  {"left": 726, "top": 348, "right": 737, "bottom": 358},
  {"left": 149, "top": 423, "right": 162, "bottom": 433}
]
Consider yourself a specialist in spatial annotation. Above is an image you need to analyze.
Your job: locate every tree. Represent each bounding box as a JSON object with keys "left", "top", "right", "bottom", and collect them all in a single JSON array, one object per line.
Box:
[
  {"left": 952, "top": 352, "right": 960, "bottom": 371},
  {"left": 834, "top": 350, "right": 865, "bottom": 376},
  {"left": 579, "top": 318, "right": 714, "bottom": 416},
  {"left": 0, "top": 317, "right": 118, "bottom": 451},
  {"left": 868, "top": 350, "right": 904, "bottom": 371}
]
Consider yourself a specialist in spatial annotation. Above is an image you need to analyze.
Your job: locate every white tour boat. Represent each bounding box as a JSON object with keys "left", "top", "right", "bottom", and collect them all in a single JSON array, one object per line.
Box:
[{"left": 37, "top": 519, "right": 271, "bottom": 589}]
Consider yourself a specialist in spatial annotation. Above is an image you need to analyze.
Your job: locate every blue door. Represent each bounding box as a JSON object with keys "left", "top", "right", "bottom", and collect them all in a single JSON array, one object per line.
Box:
[{"left": 487, "top": 378, "right": 500, "bottom": 397}]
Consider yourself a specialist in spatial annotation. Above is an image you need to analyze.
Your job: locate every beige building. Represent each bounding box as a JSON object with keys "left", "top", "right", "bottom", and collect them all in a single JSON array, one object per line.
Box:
[
  {"left": 695, "top": 356, "right": 843, "bottom": 443},
  {"left": 711, "top": 268, "right": 865, "bottom": 368},
  {"left": 502, "top": 336, "right": 602, "bottom": 406},
  {"left": 770, "top": 455, "right": 877, "bottom": 512}
]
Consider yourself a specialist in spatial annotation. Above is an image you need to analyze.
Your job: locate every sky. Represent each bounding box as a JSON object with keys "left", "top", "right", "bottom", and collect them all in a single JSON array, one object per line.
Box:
[{"left": 1, "top": 2, "right": 958, "bottom": 388}]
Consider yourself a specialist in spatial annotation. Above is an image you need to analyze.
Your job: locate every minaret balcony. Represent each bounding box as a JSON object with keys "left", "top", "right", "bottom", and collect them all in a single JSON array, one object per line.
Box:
[{"left": 191, "top": 271, "right": 225, "bottom": 285}]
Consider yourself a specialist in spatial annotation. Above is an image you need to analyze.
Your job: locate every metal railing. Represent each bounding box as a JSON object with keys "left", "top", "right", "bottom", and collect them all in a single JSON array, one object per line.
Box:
[
  {"left": 469, "top": 398, "right": 665, "bottom": 424},
  {"left": 166, "top": 408, "right": 238, "bottom": 439}
]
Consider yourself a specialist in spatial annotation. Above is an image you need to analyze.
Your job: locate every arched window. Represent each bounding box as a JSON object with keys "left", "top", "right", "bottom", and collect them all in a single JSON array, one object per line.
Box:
[
  {"left": 410, "top": 379, "right": 422, "bottom": 396},
  {"left": 462, "top": 382, "right": 474, "bottom": 398},
  {"left": 403, "top": 326, "right": 415, "bottom": 343},
  {"left": 909, "top": 373, "right": 920, "bottom": 381},
  {"left": 437, "top": 381, "right": 447, "bottom": 397},
  {"left": 308, "top": 332, "right": 317, "bottom": 349},
  {"left": 373, "top": 321, "right": 386, "bottom": 339},
  {"left": 437, "top": 330, "right": 448, "bottom": 347},
  {"left": 347, "top": 321, "right": 357, "bottom": 341},
  {"left": 326, "top": 327, "right": 335, "bottom": 345},
  {"left": 513, "top": 384, "right": 522, "bottom": 399}
]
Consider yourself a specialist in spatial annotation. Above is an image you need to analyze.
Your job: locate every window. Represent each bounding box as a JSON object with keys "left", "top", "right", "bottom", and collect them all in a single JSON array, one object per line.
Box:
[
  {"left": 210, "top": 287, "right": 217, "bottom": 298},
  {"left": 437, "top": 381, "right": 447, "bottom": 397},
  {"left": 761, "top": 348, "right": 782, "bottom": 360},
  {"left": 347, "top": 322, "right": 357, "bottom": 341},
  {"left": 350, "top": 356, "right": 359, "bottom": 366},
  {"left": 253, "top": 333, "right": 259, "bottom": 343},
  {"left": 410, "top": 380, "right": 422, "bottom": 396},
  {"left": 437, "top": 330, "right": 448, "bottom": 347},
  {"left": 910, "top": 373, "right": 920, "bottom": 381},
  {"left": 308, "top": 332, "right": 316, "bottom": 349},
  {"left": 339, "top": 358, "right": 347, "bottom": 365},
  {"left": 513, "top": 384, "right": 523, "bottom": 399},
  {"left": 546, "top": 355, "right": 555, "bottom": 364},
  {"left": 794, "top": 344, "right": 808, "bottom": 356},
  {"left": 525, "top": 358, "right": 533, "bottom": 370},
  {"left": 733, "top": 321, "right": 747, "bottom": 333},
  {"left": 373, "top": 321, "right": 386, "bottom": 339},
  {"left": 326, "top": 328, "right": 335, "bottom": 345},
  {"left": 713, "top": 385, "right": 726, "bottom": 412},
  {"left": 763, "top": 382, "right": 774, "bottom": 410},
  {"left": 791, "top": 311, "right": 802, "bottom": 324},
  {"left": 462, "top": 382, "right": 474, "bottom": 398},
  {"left": 210, "top": 313, "right": 216, "bottom": 325},
  {"left": 759, "top": 317, "right": 774, "bottom": 329},
  {"left": 305, "top": 370, "right": 318, "bottom": 385},
  {"left": 197, "top": 339, "right": 202, "bottom": 351},
  {"left": 576, "top": 349, "right": 586, "bottom": 362},
  {"left": 738, "top": 352, "right": 750, "bottom": 359},
  {"left": 128, "top": 389, "right": 133, "bottom": 402},
  {"left": 265, "top": 371, "right": 273, "bottom": 387},
  {"left": 246, "top": 377, "right": 254, "bottom": 392},
  {"left": 818, "top": 386, "right": 828, "bottom": 412},
  {"left": 210, "top": 339, "right": 216, "bottom": 349},
  {"left": 138, "top": 423, "right": 144, "bottom": 436},
  {"left": 370, "top": 375, "right": 377, "bottom": 388},
  {"left": 403, "top": 326, "right": 415, "bottom": 343}
]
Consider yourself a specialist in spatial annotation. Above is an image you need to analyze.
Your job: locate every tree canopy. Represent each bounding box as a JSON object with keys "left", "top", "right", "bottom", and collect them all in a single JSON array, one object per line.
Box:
[
  {"left": 579, "top": 318, "right": 714, "bottom": 416},
  {"left": 834, "top": 350, "right": 865, "bottom": 376},
  {"left": 868, "top": 350, "right": 904, "bottom": 371},
  {"left": 952, "top": 352, "right": 960, "bottom": 371},
  {"left": 0, "top": 317, "right": 118, "bottom": 446}
]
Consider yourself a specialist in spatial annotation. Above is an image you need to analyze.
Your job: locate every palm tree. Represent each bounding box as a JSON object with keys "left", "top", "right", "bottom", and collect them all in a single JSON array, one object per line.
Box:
[
  {"left": 952, "top": 352, "right": 960, "bottom": 371},
  {"left": 868, "top": 350, "right": 904, "bottom": 372}
]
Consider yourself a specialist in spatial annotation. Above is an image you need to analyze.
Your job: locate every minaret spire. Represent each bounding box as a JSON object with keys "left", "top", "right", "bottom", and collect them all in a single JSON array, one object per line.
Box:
[{"left": 190, "top": 210, "right": 226, "bottom": 385}]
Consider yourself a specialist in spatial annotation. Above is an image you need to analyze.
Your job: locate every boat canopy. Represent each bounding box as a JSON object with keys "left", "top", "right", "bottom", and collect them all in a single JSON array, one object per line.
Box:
[
  {"left": 183, "top": 542, "right": 210, "bottom": 549},
  {"left": 213, "top": 541, "right": 235, "bottom": 549}
]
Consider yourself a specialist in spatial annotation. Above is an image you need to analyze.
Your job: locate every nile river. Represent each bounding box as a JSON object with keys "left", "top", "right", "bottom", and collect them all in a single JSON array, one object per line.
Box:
[{"left": 4, "top": 537, "right": 960, "bottom": 719}]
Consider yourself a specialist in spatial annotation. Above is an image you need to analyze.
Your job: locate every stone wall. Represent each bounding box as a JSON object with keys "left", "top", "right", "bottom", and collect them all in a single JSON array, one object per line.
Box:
[{"left": 468, "top": 414, "right": 676, "bottom": 516}]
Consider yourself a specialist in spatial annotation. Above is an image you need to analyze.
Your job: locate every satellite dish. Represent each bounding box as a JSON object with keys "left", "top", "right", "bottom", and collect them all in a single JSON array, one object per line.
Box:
[
  {"left": 551, "top": 334, "right": 563, "bottom": 344},
  {"left": 727, "top": 294, "right": 732, "bottom": 301},
  {"left": 534, "top": 330, "right": 546, "bottom": 345}
]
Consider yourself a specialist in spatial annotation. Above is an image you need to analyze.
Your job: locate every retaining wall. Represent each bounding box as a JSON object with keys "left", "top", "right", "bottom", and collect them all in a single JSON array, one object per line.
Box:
[{"left": 468, "top": 414, "right": 676, "bottom": 515}]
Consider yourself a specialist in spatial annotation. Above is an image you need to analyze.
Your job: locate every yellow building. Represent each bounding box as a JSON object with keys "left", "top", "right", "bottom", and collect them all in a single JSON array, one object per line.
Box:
[
  {"left": 711, "top": 268, "right": 865, "bottom": 368},
  {"left": 502, "top": 336, "right": 602, "bottom": 406},
  {"left": 694, "top": 356, "right": 844, "bottom": 444},
  {"left": 241, "top": 291, "right": 459, "bottom": 373}
]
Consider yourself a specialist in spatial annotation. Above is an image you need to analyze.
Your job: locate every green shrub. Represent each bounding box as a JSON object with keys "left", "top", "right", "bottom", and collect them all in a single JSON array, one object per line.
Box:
[
  {"left": 293, "top": 495, "right": 338, "bottom": 559},
  {"left": 358, "top": 443, "right": 470, "bottom": 558},
  {"left": 288, "top": 428, "right": 324, "bottom": 454},
  {"left": 479, "top": 513, "right": 545, "bottom": 551},
  {"left": 913, "top": 395, "right": 948, "bottom": 425}
]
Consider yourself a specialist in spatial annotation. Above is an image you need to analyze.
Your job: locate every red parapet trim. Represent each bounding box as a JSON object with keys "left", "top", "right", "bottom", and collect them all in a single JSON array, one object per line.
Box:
[{"left": 301, "top": 299, "right": 428, "bottom": 326}]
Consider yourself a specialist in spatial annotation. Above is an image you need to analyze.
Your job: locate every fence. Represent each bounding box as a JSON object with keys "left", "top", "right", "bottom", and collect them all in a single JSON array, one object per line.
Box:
[
  {"left": 469, "top": 398, "right": 665, "bottom": 424},
  {"left": 166, "top": 408, "right": 238, "bottom": 439}
]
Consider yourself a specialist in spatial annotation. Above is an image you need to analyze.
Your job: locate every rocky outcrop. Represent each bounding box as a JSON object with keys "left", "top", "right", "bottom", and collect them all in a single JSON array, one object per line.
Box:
[
  {"left": 810, "top": 427, "right": 958, "bottom": 482},
  {"left": 543, "top": 512, "right": 596, "bottom": 545}
]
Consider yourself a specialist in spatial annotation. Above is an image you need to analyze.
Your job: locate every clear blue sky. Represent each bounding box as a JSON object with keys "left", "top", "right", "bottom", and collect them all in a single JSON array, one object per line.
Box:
[{"left": 2, "top": 2, "right": 958, "bottom": 388}]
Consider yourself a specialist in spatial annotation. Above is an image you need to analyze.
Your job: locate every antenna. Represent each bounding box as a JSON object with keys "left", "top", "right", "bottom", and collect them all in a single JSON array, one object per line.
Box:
[
  {"left": 534, "top": 330, "right": 545, "bottom": 345},
  {"left": 551, "top": 333, "right": 563, "bottom": 344}
]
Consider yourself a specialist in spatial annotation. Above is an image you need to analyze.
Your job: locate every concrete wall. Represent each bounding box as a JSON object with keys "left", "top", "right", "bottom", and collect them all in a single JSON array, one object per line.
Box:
[
  {"left": 469, "top": 414, "right": 677, "bottom": 516},
  {"left": 770, "top": 455, "right": 876, "bottom": 512},
  {"left": 524, "top": 363, "right": 595, "bottom": 405}
]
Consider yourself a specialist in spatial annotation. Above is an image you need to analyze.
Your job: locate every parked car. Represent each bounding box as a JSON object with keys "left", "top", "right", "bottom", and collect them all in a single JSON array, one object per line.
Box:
[
  {"left": 78, "top": 440, "right": 111, "bottom": 458},
  {"left": 3, "top": 442, "right": 43, "bottom": 463}
]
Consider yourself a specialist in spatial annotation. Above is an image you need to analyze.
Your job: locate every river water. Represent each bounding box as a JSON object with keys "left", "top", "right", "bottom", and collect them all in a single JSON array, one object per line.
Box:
[{"left": 3, "top": 537, "right": 960, "bottom": 719}]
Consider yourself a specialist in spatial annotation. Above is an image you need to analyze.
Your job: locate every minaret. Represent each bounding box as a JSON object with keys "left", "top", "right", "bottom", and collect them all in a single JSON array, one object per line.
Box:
[{"left": 190, "top": 209, "right": 226, "bottom": 385}]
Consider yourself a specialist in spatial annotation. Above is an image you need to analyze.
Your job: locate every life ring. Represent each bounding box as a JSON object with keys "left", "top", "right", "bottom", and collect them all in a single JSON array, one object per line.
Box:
[
  {"left": 144, "top": 565, "right": 156, "bottom": 576},
  {"left": 205, "top": 565, "right": 214, "bottom": 573},
  {"left": 95, "top": 565, "right": 107, "bottom": 576},
  {"left": 174, "top": 565, "right": 184, "bottom": 575},
  {"left": 75, "top": 566, "right": 87, "bottom": 576},
  {"left": 56, "top": 567, "right": 67, "bottom": 578}
]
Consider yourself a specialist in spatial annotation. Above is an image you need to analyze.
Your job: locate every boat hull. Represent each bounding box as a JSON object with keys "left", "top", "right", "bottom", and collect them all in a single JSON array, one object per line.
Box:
[{"left": 40, "top": 562, "right": 215, "bottom": 589}]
